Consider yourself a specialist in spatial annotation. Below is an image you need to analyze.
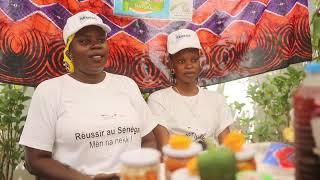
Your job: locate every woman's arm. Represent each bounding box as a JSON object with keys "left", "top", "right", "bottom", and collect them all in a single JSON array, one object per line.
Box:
[
  {"left": 141, "top": 131, "right": 157, "bottom": 149},
  {"left": 25, "top": 147, "right": 119, "bottom": 180},
  {"left": 153, "top": 125, "right": 169, "bottom": 150},
  {"left": 25, "top": 146, "right": 91, "bottom": 180},
  {"left": 218, "top": 126, "right": 230, "bottom": 144}
]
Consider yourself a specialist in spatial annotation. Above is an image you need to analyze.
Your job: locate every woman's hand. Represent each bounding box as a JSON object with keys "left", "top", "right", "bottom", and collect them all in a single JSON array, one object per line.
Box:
[{"left": 93, "top": 173, "right": 119, "bottom": 180}]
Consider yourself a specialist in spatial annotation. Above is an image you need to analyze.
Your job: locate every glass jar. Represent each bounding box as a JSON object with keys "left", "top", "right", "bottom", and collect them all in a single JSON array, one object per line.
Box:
[
  {"left": 120, "top": 148, "right": 161, "bottom": 180},
  {"left": 163, "top": 143, "right": 202, "bottom": 173},
  {"left": 235, "top": 146, "right": 256, "bottom": 172}
]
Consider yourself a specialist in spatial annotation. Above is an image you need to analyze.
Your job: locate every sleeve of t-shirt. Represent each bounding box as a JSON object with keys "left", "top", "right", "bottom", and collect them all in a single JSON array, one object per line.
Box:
[
  {"left": 147, "top": 92, "right": 171, "bottom": 129},
  {"left": 19, "top": 81, "right": 58, "bottom": 152},
  {"left": 215, "top": 95, "right": 235, "bottom": 137},
  {"left": 125, "top": 78, "right": 158, "bottom": 137}
]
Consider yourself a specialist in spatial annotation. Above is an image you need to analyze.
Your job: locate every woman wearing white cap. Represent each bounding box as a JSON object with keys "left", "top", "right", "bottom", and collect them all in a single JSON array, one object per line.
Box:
[
  {"left": 148, "top": 29, "right": 235, "bottom": 148},
  {"left": 19, "top": 11, "right": 158, "bottom": 179}
]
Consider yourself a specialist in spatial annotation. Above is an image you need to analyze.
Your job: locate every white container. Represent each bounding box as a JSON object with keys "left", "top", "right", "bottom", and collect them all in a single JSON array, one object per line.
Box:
[
  {"left": 171, "top": 168, "right": 200, "bottom": 180},
  {"left": 120, "top": 148, "right": 161, "bottom": 180}
]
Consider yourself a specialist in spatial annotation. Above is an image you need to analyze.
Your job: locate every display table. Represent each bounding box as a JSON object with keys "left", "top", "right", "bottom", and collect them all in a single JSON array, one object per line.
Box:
[{"left": 160, "top": 142, "right": 294, "bottom": 180}]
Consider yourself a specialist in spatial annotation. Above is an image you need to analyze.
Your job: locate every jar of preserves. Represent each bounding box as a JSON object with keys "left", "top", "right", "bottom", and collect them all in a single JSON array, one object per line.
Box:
[
  {"left": 162, "top": 135, "right": 202, "bottom": 173},
  {"left": 120, "top": 148, "right": 161, "bottom": 180},
  {"left": 235, "top": 146, "right": 256, "bottom": 172}
]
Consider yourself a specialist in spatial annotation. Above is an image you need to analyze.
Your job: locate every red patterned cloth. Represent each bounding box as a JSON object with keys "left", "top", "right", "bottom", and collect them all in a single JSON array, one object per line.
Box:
[{"left": 0, "top": 0, "right": 312, "bottom": 92}]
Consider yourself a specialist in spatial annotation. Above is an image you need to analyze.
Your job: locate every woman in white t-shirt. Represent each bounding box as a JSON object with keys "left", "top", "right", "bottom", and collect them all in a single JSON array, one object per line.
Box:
[
  {"left": 148, "top": 29, "right": 235, "bottom": 148},
  {"left": 19, "top": 11, "right": 159, "bottom": 180}
]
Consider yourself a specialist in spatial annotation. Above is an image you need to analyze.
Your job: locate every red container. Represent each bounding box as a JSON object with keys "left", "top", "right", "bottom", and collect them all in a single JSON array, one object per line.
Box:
[{"left": 293, "top": 63, "right": 320, "bottom": 180}]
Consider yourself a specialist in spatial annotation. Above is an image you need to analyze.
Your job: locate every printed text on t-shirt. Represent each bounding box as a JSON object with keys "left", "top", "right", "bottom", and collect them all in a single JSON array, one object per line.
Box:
[{"left": 74, "top": 126, "right": 140, "bottom": 149}]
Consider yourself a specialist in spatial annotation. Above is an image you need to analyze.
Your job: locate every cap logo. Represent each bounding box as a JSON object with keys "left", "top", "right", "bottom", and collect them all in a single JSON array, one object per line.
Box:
[
  {"left": 79, "top": 16, "right": 97, "bottom": 23},
  {"left": 175, "top": 34, "right": 191, "bottom": 40}
]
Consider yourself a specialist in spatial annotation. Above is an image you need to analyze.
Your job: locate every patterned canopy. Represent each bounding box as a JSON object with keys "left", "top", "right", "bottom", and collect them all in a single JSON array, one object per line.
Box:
[{"left": 0, "top": 0, "right": 312, "bottom": 92}]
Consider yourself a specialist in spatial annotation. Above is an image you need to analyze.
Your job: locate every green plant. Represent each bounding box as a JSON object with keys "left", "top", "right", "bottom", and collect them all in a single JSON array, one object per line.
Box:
[
  {"left": 311, "top": 1, "right": 320, "bottom": 60},
  {"left": 231, "top": 0, "right": 319, "bottom": 142},
  {"left": 0, "top": 84, "right": 30, "bottom": 180},
  {"left": 230, "top": 101, "right": 254, "bottom": 141},
  {"left": 232, "top": 66, "right": 305, "bottom": 142}
]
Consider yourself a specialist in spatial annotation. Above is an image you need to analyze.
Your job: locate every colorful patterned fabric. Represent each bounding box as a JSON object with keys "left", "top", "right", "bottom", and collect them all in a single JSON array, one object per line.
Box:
[{"left": 0, "top": 0, "right": 312, "bottom": 92}]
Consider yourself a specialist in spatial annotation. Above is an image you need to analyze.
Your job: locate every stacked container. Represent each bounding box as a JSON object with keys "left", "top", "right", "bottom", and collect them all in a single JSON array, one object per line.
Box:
[{"left": 293, "top": 63, "right": 320, "bottom": 180}]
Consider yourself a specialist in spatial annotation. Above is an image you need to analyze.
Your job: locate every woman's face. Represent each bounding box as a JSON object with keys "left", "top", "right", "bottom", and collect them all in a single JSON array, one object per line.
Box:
[
  {"left": 170, "top": 48, "right": 201, "bottom": 85},
  {"left": 69, "top": 25, "right": 108, "bottom": 76}
]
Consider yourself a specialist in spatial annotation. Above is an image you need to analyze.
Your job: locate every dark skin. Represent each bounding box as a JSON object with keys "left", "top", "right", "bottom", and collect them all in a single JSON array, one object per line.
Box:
[
  {"left": 153, "top": 124, "right": 170, "bottom": 150},
  {"left": 170, "top": 48, "right": 230, "bottom": 144},
  {"left": 24, "top": 25, "right": 156, "bottom": 180}
]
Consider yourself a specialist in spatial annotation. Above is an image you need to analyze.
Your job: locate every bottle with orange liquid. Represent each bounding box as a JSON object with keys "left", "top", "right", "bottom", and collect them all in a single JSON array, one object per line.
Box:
[{"left": 293, "top": 63, "right": 320, "bottom": 180}]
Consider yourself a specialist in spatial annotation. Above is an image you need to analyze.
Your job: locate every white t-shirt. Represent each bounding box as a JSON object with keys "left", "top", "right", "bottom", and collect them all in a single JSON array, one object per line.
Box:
[
  {"left": 19, "top": 72, "right": 157, "bottom": 175},
  {"left": 148, "top": 87, "right": 234, "bottom": 144}
]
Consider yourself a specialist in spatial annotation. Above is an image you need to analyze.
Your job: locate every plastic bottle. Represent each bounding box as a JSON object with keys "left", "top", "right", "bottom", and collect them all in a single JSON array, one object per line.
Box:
[{"left": 293, "top": 63, "right": 320, "bottom": 180}]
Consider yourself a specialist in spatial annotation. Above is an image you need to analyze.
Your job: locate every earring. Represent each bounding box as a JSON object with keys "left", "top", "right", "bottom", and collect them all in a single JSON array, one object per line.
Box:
[
  {"left": 169, "top": 69, "right": 176, "bottom": 85},
  {"left": 63, "top": 51, "right": 75, "bottom": 73},
  {"left": 196, "top": 76, "right": 200, "bottom": 85}
]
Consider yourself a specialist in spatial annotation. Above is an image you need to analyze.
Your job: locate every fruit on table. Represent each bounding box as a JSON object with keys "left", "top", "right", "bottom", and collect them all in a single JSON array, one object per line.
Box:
[
  {"left": 283, "top": 127, "right": 294, "bottom": 143},
  {"left": 198, "top": 146, "right": 237, "bottom": 180},
  {"left": 223, "top": 131, "right": 245, "bottom": 152}
]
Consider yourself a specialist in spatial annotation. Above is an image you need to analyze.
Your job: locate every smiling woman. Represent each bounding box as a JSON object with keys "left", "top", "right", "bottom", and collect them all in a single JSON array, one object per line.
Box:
[
  {"left": 68, "top": 25, "right": 109, "bottom": 82},
  {"left": 18, "top": 11, "right": 161, "bottom": 180}
]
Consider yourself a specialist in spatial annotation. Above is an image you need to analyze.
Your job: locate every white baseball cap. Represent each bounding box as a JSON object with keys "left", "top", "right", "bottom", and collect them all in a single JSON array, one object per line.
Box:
[
  {"left": 63, "top": 11, "right": 111, "bottom": 44},
  {"left": 167, "top": 29, "right": 202, "bottom": 54}
]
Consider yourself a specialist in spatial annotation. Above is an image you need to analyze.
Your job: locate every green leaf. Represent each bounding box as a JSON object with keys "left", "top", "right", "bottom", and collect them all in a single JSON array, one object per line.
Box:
[{"left": 0, "top": 84, "right": 30, "bottom": 178}]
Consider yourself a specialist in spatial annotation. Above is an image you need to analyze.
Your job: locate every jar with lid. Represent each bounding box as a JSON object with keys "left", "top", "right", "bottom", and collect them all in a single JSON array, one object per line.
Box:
[
  {"left": 162, "top": 142, "right": 202, "bottom": 173},
  {"left": 235, "top": 146, "right": 256, "bottom": 172},
  {"left": 119, "top": 148, "right": 161, "bottom": 180}
]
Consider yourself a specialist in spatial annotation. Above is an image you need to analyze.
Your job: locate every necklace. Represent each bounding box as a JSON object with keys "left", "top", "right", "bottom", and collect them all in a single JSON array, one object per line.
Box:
[
  {"left": 173, "top": 86, "right": 182, "bottom": 95},
  {"left": 173, "top": 86, "right": 198, "bottom": 96},
  {"left": 173, "top": 86, "right": 200, "bottom": 120}
]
